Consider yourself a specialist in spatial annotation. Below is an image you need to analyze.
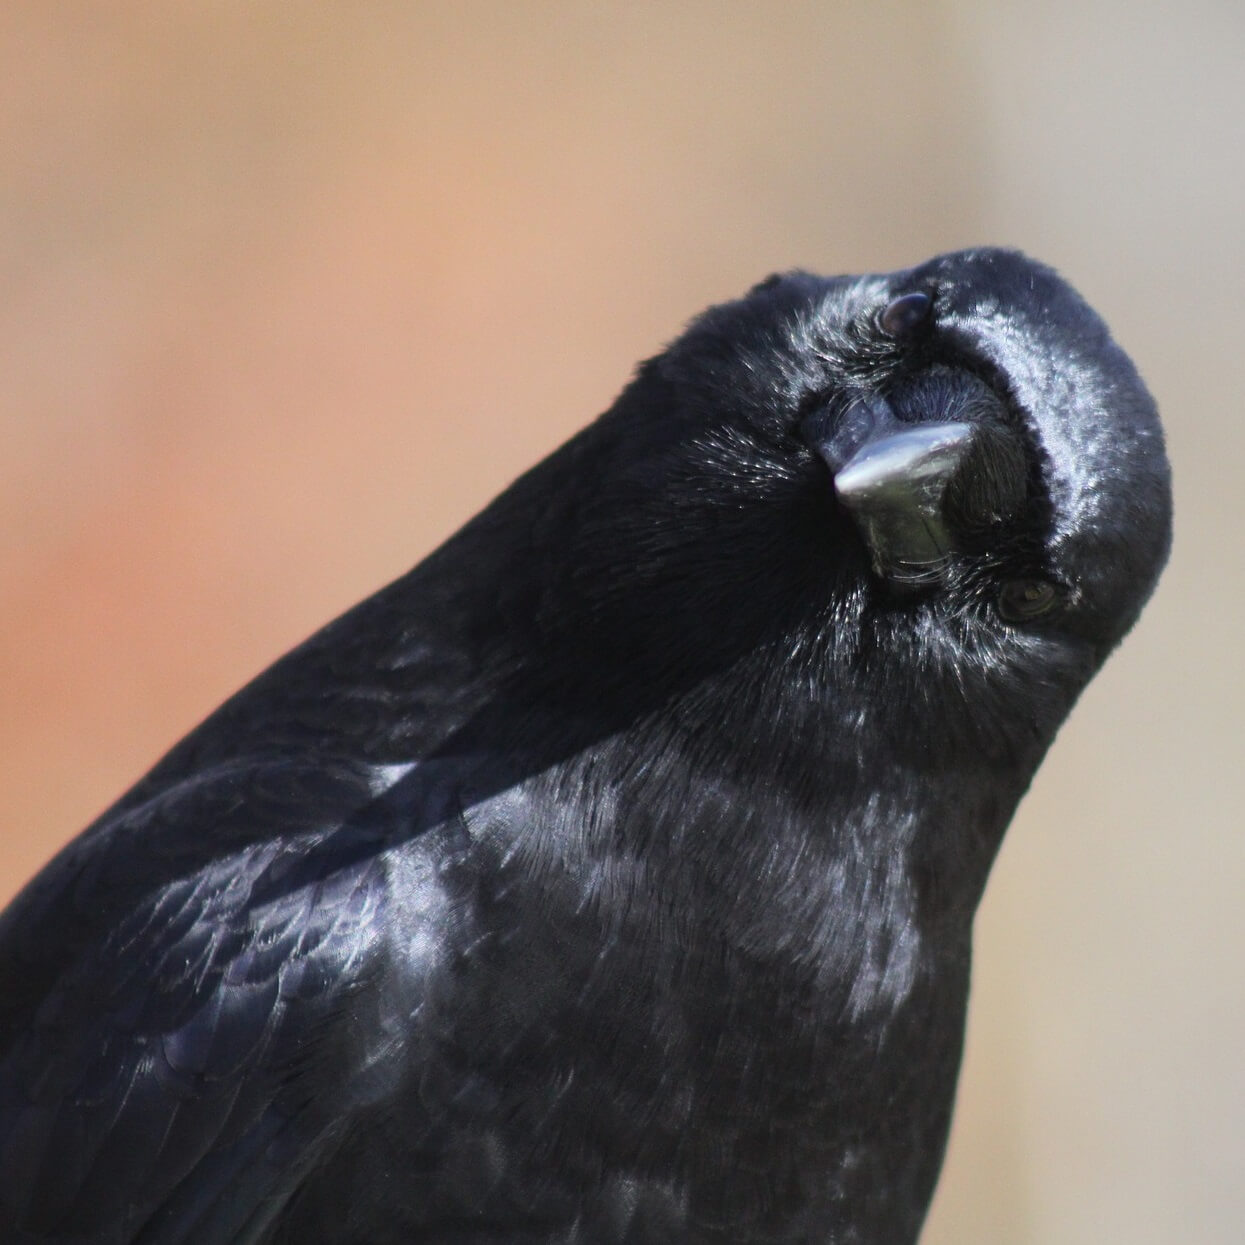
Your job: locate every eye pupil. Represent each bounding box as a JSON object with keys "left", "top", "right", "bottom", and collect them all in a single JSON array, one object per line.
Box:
[{"left": 999, "top": 578, "right": 1059, "bottom": 622}]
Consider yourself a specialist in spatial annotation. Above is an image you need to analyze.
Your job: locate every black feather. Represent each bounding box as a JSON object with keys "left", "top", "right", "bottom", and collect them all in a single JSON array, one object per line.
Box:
[{"left": 0, "top": 248, "right": 1171, "bottom": 1244}]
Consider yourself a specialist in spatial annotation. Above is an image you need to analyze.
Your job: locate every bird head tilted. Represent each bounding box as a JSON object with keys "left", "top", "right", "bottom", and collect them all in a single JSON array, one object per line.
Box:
[{"left": 459, "top": 248, "right": 1170, "bottom": 775}]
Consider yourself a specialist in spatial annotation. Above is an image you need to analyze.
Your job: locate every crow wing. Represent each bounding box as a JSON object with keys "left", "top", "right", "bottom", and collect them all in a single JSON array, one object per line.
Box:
[{"left": 0, "top": 746, "right": 473, "bottom": 1244}]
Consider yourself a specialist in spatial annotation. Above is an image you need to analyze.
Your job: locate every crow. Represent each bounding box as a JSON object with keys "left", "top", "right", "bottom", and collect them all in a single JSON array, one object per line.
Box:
[{"left": 0, "top": 248, "right": 1171, "bottom": 1244}]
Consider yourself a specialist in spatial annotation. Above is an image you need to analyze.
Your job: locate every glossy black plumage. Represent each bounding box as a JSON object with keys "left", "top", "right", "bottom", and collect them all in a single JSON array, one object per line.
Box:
[{"left": 0, "top": 249, "right": 1171, "bottom": 1243}]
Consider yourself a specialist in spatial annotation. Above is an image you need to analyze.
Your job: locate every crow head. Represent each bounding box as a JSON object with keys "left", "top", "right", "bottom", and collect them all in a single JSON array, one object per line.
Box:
[
  {"left": 467, "top": 248, "right": 1170, "bottom": 780},
  {"left": 577, "top": 250, "right": 1158, "bottom": 661},
  {"left": 636, "top": 248, "right": 1171, "bottom": 658}
]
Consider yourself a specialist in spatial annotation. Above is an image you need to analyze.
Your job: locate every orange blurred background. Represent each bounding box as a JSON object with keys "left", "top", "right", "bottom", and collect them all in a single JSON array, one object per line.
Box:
[{"left": 2, "top": 5, "right": 1241, "bottom": 1242}]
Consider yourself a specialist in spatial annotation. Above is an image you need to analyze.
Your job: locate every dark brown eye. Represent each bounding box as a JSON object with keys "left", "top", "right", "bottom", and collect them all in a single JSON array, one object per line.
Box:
[
  {"left": 998, "top": 578, "right": 1060, "bottom": 622},
  {"left": 878, "top": 291, "right": 932, "bottom": 339}
]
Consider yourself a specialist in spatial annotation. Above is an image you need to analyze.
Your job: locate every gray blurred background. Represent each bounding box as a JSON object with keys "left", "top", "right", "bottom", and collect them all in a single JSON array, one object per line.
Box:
[{"left": 1, "top": 4, "right": 1240, "bottom": 1241}]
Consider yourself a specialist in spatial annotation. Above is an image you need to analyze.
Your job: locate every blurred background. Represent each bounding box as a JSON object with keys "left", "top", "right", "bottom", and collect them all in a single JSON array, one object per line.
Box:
[{"left": 1, "top": 3, "right": 1240, "bottom": 1241}]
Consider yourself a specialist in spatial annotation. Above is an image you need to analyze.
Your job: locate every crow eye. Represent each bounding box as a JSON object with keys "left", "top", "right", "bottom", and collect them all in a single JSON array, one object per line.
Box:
[
  {"left": 998, "top": 578, "right": 1060, "bottom": 622},
  {"left": 878, "top": 291, "right": 932, "bottom": 339}
]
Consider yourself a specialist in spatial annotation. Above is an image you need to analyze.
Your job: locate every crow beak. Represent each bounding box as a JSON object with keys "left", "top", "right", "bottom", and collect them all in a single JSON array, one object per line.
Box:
[
  {"left": 813, "top": 395, "right": 979, "bottom": 587},
  {"left": 833, "top": 422, "right": 976, "bottom": 585}
]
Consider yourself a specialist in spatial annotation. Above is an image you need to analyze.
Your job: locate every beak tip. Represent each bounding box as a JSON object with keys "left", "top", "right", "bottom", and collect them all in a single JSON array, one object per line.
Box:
[
  {"left": 831, "top": 421, "right": 977, "bottom": 501},
  {"left": 828, "top": 421, "right": 979, "bottom": 582}
]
